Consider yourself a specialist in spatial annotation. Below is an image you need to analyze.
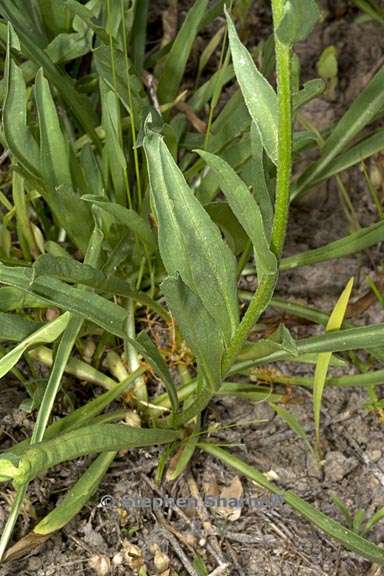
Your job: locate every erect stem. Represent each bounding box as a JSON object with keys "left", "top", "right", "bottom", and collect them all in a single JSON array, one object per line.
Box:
[
  {"left": 270, "top": 0, "right": 292, "bottom": 258},
  {"left": 223, "top": 0, "right": 292, "bottom": 373}
]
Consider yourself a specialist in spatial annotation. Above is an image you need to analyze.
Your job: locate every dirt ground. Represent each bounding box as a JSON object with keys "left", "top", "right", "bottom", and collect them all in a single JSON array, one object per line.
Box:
[{"left": 1, "top": 1, "right": 384, "bottom": 575}]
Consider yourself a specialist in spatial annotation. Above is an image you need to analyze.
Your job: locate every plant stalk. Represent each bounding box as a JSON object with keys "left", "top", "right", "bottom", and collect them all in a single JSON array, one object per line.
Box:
[{"left": 223, "top": 0, "right": 292, "bottom": 373}]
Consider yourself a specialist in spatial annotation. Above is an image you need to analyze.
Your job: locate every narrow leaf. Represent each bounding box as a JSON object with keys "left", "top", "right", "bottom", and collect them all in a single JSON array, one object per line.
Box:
[
  {"left": 297, "top": 64, "right": 384, "bottom": 194},
  {"left": 200, "top": 443, "right": 384, "bottom": 566},
  {"left": 0, "top": 424, "right": 180, "bottom": 486},
  {"left": 313, "top": 278, "right": 354, "bottom": 448},
  {"left": 143, "top": 122, "right": 239, "bottom": 344},
  {"left": 157, "top": 0, "right": 208, "bottom": 104},
  {"left": 225, "top": 8, "right": 278, "bottom": 164}
]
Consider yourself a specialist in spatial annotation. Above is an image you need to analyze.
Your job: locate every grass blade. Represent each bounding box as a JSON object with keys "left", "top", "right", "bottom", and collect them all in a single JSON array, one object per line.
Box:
[
  {"left": 280, "top": 221, "right": 384, "bottom": 270},
  {"left": 313, "top": 278, "right": 354, "bottom": 455},
  {"left": 199, "top": 442, "right": 384, "bottom": 565},
  {"left": 296, "top": 64, "right": 384, "bottom": 195},
  {"left": 157, "top": 0, "right": 208, "bottom": 105}
]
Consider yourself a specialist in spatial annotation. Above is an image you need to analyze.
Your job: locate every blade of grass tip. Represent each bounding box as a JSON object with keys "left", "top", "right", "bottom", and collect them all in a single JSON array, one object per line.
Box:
[
  {"left": 313, "top": 277, "right": 354, "bottom": 460},
  {"left": 280, "top": 220, "right": 384, "bottom": 271},
  {"left": 203, "top": 27, "right": 230, "bottom": 150},
  {"left": 295, "top": 63, "right": 384, "bottom": 197}
]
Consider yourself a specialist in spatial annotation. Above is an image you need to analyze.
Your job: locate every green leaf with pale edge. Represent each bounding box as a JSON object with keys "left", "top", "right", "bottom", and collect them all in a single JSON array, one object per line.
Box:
[
  {"left": 196, "top": 149, "right": 276, "bottom": 279},
  {"left": 143, "top": 122, "right": 239, "bottom": 345},
  {"left": 276, "top": 0, "right": 321, "bottom": 46},
  {"left": 162, "top": 275, "right": 223, "bottom": 391},
  {"left": 225, "top": 7, "right": 278, "bottom": 164}
]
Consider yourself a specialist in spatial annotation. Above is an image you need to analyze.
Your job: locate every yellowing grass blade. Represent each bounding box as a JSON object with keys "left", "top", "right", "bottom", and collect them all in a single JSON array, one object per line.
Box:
[{"left": 313, "top": 277, "right": 354, "bottom": 455}]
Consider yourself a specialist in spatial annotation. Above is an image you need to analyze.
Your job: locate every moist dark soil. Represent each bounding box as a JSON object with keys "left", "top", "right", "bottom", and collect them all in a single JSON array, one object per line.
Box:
[{"left": 1, "top": 1, "right": 384, "bottom": 575}]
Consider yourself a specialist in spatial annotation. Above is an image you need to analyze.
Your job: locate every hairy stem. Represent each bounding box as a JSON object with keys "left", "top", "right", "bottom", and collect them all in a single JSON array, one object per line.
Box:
[{"left": 223, "top": 0, "right": 292, "bottom": 373}]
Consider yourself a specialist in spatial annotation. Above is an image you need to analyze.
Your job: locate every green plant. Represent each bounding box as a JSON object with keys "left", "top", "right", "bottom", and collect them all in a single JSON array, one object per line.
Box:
[{"left": 0, "top": 0, "right": 384, "bottom": 567}]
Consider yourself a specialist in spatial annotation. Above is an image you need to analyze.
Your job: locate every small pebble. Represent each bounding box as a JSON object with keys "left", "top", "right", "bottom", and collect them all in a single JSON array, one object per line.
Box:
[{"left": 28, "top": 557, "right": 42, "bottom": 572}]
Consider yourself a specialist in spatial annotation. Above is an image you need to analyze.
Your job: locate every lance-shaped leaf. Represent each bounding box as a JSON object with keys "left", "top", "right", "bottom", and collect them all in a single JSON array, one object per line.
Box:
[
  {"left": 276, "top": 0, "right": 321, "bottom": 46},
  {"left": 3, "top": 27, "right": 40, "bottom": 176},
  {"left": 197, "top": 150, "right": 276, "bottom": 279},
  {"left": 162, "top": 275, "right": 223, "bottom": 391},
  {"left": 31, "top": 254, "right": 168, "bottom": 320},
  {"left": 34, "top": 69, "right": 93, "bottom": 251},
  {"left": 0, "top": 424, "right": 180, "bottom": 487},
  {"left": 0, "top": 263, "right": 128, "bottom": 338},
  {"left": 225, "top": 8, "right": 278, "bottom": 164},
  {"left": 34, "top": 451, "right": 116, "bottom": 536},
  {"left": 35, "top": 69, "right": 72, "bottom": 189},
  {"left": 143, "top": 123, "right": 239, "bottom": 344}
]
